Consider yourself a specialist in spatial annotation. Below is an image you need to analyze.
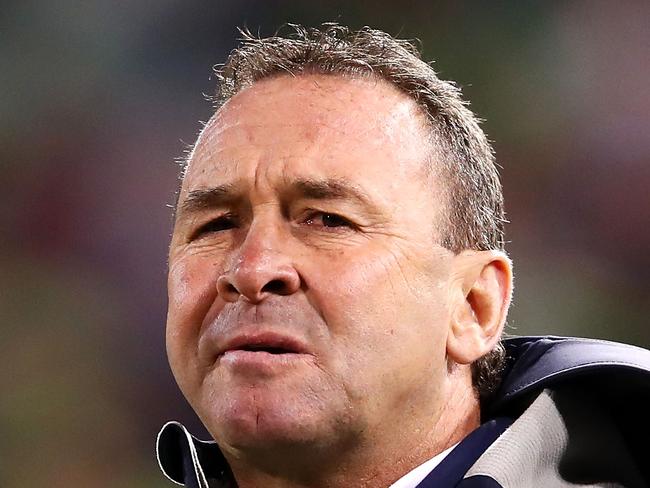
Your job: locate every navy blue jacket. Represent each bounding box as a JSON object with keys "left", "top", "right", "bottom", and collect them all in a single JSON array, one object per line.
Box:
[{"left": 419, "top": 336, "right": 650, "bottom": 487}]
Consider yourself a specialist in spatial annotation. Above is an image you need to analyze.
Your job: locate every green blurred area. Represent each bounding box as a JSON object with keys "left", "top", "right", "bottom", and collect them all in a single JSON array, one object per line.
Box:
[{"left": 2, "top": 1, "right": 649, "bottom": 486}]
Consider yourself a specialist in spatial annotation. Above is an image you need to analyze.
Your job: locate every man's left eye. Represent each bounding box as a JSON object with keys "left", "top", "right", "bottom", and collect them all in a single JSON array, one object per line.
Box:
[{"left": 304, "top": 212, "right": 355, "bottom": 229}]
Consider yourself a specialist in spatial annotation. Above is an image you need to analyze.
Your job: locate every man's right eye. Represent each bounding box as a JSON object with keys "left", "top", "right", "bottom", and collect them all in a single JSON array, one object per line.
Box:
[{"left": 191, "top": 215, "right": 237, "bottom": 240}]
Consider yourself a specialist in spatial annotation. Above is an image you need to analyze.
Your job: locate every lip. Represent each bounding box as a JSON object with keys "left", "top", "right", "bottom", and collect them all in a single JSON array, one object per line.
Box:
[
  {"left": 217, "top": 331, "right": 311, "bottom": 358},
  {"left": 214, "top": 331, "right": 314, "bottom": 375}
]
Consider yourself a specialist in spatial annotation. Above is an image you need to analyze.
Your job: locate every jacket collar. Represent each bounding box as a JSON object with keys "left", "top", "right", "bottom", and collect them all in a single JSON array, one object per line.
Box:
[
  {"left": 156, "top": 421, "right": 228, "bottom": 487},
  {"left": 489, "top": 335, "right": 650, "bottom": 414}
]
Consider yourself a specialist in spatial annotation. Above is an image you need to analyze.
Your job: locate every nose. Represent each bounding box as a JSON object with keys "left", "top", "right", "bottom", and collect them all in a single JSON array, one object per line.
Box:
[{"left": 216, "top": 226, "right": 301, "bottom": 304}]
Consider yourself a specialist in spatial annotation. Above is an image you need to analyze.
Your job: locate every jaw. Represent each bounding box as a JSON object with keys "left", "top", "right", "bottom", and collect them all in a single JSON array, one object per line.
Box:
[{"left": 194, "top": 360, "right": 357, "bottom": 451}]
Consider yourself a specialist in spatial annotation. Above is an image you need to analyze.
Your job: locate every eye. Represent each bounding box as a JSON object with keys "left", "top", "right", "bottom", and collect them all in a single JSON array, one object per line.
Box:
[
  {"left": 191, "top": 214, "right": 237, "bottom": 240},
  {"left": 304, "top": 211, "right": 356, "bottom": 230}
]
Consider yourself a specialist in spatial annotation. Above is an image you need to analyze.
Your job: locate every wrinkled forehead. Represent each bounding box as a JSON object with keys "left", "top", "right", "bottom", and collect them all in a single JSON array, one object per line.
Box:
[{"left": 181, "top": 74, "right": 435, "bottom": 188}]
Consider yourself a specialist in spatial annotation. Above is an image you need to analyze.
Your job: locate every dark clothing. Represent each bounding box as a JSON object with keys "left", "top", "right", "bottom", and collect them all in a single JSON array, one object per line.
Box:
[{"left": 157, "top": 336, "right": 650, "bottom": 487}]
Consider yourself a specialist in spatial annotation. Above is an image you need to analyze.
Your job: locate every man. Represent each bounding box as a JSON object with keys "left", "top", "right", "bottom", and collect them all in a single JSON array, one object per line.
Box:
[{"left": 157, "top": 25, "right": 650, "bottom": 487}]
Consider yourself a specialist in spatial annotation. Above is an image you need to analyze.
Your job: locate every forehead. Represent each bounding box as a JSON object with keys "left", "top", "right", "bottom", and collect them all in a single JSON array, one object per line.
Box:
[{"left": 182, "top": 74, "right": 434, "bottom": 194}]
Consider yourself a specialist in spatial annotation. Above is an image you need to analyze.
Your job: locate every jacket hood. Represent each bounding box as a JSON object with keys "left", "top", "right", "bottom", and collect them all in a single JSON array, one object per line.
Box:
[{"left": 491, "top": 335, "right": 650, "bottom": 412}]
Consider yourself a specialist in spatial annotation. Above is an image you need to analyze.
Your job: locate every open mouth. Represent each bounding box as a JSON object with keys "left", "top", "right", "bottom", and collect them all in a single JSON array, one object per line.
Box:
[
  {"left": 238, "top": 345, "right": 295, "bottom": 354},
  {"left": 219, "top": 332, "right": 308, "bottom": 358}
]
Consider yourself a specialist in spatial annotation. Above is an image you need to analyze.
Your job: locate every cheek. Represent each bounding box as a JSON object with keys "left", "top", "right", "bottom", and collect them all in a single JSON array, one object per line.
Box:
[
  {"left": 166, "top": 256, "right": 220, "bottom": 377},
  {"left": 313, "top": 250, "right": 450, "bottom": 380},
  {"left": 321, "top": 250, "right": 446, "bottom": 326}
]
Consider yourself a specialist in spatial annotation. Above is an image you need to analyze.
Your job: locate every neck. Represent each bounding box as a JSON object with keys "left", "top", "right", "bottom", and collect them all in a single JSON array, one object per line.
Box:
[{"left": 226, "top": 366, "right": 480, "bottom": 488}]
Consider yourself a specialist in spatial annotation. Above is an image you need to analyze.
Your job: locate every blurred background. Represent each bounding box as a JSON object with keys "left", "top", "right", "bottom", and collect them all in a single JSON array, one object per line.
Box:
[{"left": 2, "top": 1, "right": 649, "bottom": 486}]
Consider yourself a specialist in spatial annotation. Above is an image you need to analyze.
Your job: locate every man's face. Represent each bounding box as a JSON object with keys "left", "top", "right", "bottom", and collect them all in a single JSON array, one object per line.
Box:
[{"left": 167, "top": 74, "right": 458, "bottom": 454}]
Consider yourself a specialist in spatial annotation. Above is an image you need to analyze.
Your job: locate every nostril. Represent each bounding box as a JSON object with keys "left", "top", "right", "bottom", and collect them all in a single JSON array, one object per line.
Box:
[
  {"left": 216, "top": 275, "right": 242, "bottom": 302},
  {"left": 263, "top": 279, "right": 287, "bottom": 295}
]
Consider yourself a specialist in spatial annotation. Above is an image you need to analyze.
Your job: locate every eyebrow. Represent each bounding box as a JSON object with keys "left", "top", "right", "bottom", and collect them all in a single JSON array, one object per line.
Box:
[
  {"left": 291, "top": 178, "right": 373, "bottom": 206},
  {"left": 176, "top": 177, "right": 374, "bottom": 218},
  {"left": 178, "top": 183, "right": 241, "bottom": 216}
]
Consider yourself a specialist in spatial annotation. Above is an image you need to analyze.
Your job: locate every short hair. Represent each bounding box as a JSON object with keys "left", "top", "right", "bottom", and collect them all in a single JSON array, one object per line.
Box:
[{"left": 202, "top": 23, "right": 507, "bottom": 400}]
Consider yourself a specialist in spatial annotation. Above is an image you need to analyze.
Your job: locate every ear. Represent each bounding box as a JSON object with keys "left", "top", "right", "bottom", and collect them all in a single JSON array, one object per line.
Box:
[{"left": 447, "top": 250, "right": 513, "bottom": 365}]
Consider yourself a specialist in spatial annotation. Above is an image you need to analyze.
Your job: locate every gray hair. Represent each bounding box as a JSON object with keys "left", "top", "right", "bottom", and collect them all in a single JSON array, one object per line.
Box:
[{"left": 203, "top": 23, "right": 508, "bottom": 400}]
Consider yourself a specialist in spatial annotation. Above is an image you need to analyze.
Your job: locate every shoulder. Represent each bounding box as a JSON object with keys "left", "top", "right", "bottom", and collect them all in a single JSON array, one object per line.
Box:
[
  {"left": 493, "top": 335, "right": 650, "bottom": 412},
  {"left": 462, "top": 336, "right": 650, "bottom": 488}
]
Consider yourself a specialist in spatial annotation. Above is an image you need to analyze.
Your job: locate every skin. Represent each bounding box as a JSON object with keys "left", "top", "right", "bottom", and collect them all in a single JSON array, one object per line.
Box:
[{"left": 167, "top": 74, "right": 513, "bottom": 487}]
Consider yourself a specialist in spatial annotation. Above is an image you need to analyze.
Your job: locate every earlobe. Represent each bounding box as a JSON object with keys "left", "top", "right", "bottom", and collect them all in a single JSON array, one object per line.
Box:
[{"left": 447, "top": 251, "right": 513, "bottom": 365}]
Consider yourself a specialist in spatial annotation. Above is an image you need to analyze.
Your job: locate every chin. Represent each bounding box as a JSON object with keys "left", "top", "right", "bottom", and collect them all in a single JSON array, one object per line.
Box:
[{"left": 201, "top": 384, "right": 349, "bottom": 452}]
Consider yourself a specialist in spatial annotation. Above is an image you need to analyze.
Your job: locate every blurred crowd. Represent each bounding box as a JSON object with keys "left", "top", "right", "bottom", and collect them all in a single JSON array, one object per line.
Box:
[{"left": 2, "top": 1, "right": 648, "bottom": 486}]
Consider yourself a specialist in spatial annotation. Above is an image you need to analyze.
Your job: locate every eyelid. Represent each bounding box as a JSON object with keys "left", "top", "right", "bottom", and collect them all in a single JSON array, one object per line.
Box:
[
  {"left": 301, "top": 209, "right": 358, "bottom": 229},
  {"left": 189, "top": 212, "right": 238, "bottom": 241}
]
